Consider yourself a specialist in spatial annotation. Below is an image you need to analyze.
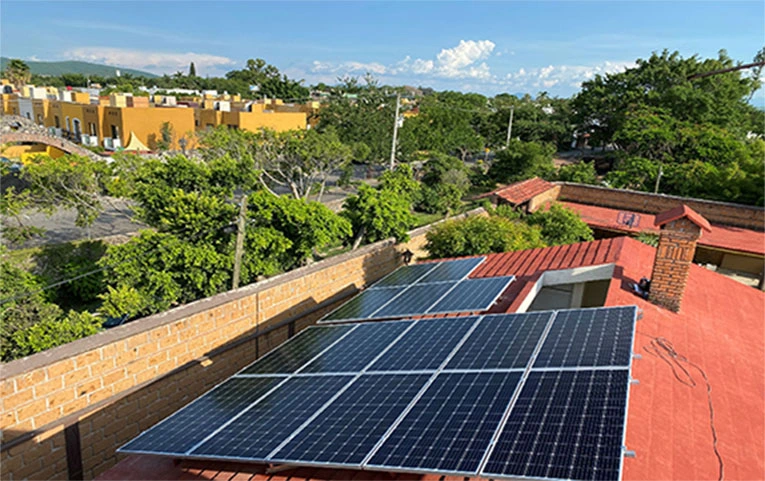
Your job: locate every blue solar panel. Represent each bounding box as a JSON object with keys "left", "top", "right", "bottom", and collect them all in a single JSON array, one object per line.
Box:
[
  {"left": 300, "top": 321, "right": 413, "bottom": 373},
  {"left": 371, "top": 264, "right": 438, "bottom": 288},
  {"left": 191, "top": 375, "right": 353, "bottom": 459},
  {"left": 323, "top": 287, "right": 406, "bottom": 321},
  {"left": 534, "top": 306, "right": 637, "bottom": 368},
  {"left": 367, "top": 371, "right": 522, "bottom": 475},
  {"left": 428, "top": 277, "right": 513, "bottom": 314},
  {"left": 120, "top": 377, "right": 285, "bottom": 455},
  {"left": 446, "top": 312, "right": 553, "bottom": 370},
  {"left": 369, "top": 317, "right": 478, "bottom": 372},
  {"left": 372, "top": 283, "right": 455, "bottom": 318},
  {"left": 417, "top": 258, "right": 483, "bottom": 283},
  {"left": 241, "top": 326, "right": 354, "bottom": 374},
  {"left": 482, "top": 369, "right": 629, "bottom": 481},
  {"left": 271, "top": 374, "right": 431, "bottom": 465}
]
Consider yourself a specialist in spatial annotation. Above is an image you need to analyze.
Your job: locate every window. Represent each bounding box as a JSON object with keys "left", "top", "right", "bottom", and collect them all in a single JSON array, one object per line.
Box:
[
  {"left": 89, "top": 123, "right": 97, "bottom": 136},
  {"left": 54, "top": 116, "right": 60, "bottom": 128}
]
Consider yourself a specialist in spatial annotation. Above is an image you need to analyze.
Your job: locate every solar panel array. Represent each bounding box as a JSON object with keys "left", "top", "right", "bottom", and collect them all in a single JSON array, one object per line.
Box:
[
  {"left": 320, "top": 258, "right": 515, "bottom": 322},
  {"left": 121, "top": 305, "right": 638, "bottom": 481}
]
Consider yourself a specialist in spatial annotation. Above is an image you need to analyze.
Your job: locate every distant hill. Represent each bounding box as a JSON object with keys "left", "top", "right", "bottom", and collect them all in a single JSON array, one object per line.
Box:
[{"left": 0, "top": 57, "right": 158, "bottom": 78}]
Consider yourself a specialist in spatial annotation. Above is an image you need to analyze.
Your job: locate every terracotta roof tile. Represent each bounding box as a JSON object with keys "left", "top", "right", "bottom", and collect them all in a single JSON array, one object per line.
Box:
[
  {"left": 562, "top": 201, "right": 765, "bottom": 256},
  {"left": 654, "top": 204, "right": 712, "bottom": 232},
  {"left": 485, "top": 177, "right": 555, "bottom": 205}
]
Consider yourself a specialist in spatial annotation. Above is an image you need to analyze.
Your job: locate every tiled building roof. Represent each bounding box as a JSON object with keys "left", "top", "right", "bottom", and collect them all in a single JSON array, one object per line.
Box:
[
  {"left": 100, "top": 237, "right": 764, "bottom": 481},
  {"left": 484, "top": 177, "right": 555, "bottom": 205},
  {"left": 562, "top": 201, "right": 765, "bottom": 256}
]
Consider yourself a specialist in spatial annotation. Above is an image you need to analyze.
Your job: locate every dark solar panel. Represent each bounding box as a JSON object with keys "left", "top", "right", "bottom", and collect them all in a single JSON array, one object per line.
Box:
[
  {"left": 367, "top": 371, "right": 523, "bottom": 475},
  {"left": 120, "top": 377, "right": 285, "bottom": 455},
  {"left": 241, "top": 325, "right": 354, "bottom": 374},
  {"left": 534, "top": 306, "right": 637, "bottom": 368},
  {"left": 482, "top": 369, "right": 629, "bottom": 481},
  {"left": 271, "top": 374, "right": 431, "bottom": 465},
  {"left": 428, "top": 277, "right": 513, "bottom": 314},
  {"left": 191, "top": 375, "right": 353, "bottom": 459},
  {"left": 323, "top": 287, "right": 406, "bottom": 321},
  {"left": 369, "top": 317, "right": 478, "bottom": 372},
  {"left": 371, "top": 264, "right": 438, "bottom": 288},
  {"left": 300, "top": 321, "right": 413, "bottom": 373},
  {"left": 372, "top": 283, "right": 455, "bottom": 318},
  {"left": 446, "top": 312, "right": 553, "bottom": 370},
  {"left": 417, "top": 257, "right": 483, "bottom": 283}
]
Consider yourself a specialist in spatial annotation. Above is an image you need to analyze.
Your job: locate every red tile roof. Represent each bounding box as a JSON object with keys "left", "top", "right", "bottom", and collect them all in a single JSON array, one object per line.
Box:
[
  {"left": 561, "top": 201, "right": 765, "bottom": 256},
  {"left": 100, "top": 237, "right": 764, "bottom": 481},
  {"left": 485, "top": 177, "right": 555, "bottom": 205},
  {"left": 654, "top": 204, "right": 712, "bottom": 232}
]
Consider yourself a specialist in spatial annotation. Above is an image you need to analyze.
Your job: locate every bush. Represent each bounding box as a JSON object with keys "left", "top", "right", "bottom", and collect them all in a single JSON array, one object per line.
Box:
[
  {"left": 34, "top": 241, "right": 108, "bottom": 306},
  {"left": 525, "top": 203, "right": 594, "bottom": 246},
  {"left": 425, "top": 215, "right": 546, "bottom": 259},
  {"left": 6, "top": 311, "right": 102, "bottom": 359},
  {"left": 556, "top": 161, "right": 598, "bottom": 184}
]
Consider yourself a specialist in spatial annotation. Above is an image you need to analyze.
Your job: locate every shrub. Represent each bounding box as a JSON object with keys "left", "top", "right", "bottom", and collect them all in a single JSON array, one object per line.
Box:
[{"left": 425, "top": 215, "right": 546, "bottom": 258}]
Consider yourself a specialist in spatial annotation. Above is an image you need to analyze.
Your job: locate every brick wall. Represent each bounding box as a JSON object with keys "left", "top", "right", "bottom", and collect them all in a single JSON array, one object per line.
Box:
[
  {"left": 557, "top": 183, "right": 764, "bottom": 230},
  {"left": 528, "top": 185, "right": 561, "bottom": 212},
  {"left": 649, "top": 218, "right": 700, "bottom": 312},
  {"left": 0, "top": 210, "right": 483, "bottom": 480}
]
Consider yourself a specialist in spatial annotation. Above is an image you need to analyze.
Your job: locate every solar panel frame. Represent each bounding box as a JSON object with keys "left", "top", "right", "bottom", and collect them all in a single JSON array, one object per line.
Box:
[
  {"left": 426, "top": 276, "right": 515, "bottom": 315},
  {"left": 269, "top": 373, "right": 432, "bottom": 466},
  {"left": 479, "top": 369, "right": 631, "bottom": 481},
  {"left": 320, "top": 287, "right": 408, "bottom": 322},
  {"left": 239, "top": 324, "right": 357, "bottom": 375},
  {"left": 532, "top": 306, "right": 638, "bottom": 369},
  {"left": 368, "top": 263, "right": 440, "bottom": 288},
  {"left": 365, "top": 371, "right": 525, "bottom": 476},
  {"left": 416, "top": 257, "right": 485, "bottom": 284}
]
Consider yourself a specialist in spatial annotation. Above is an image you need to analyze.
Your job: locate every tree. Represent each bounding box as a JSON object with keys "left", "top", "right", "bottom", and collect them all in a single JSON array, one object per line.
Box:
[
  {"left": 525, "top": 203, "right": 594, "bottom": 246},
  {"left": 378, "top": 164, "right": 420, "bottom": 204},
  {"left": 189, "top": 62, "right": 197, "bottom": 77},
  {"left": 417, "top": 154, "right": 471, "bottom": 214},
  {"left": 398, "top": 91, "right": 486, "bottom": 160},
  {"left": 488, "top": 139, "right": 555, "bottom": 184},
  {"left": 342, "top": 184, "right": 415, "bottom": 249},
  {"left": 155, "top": 122, "right": 174, "bottom": 151},
  {"left": 556, "top": 161, "right": 598, "bottom": 184},
  {"left": 425, "top": 215, "right": 546, "bottom": 259},
  {"left": 4, "top": 59, "right": 31, "bottom": 89},
  {"left": 481, "top": 93, "right": 573, "bottom": 150}
]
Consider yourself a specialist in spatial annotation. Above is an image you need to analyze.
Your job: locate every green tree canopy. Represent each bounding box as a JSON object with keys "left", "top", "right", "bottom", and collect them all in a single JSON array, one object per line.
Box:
[
  {"left": 488, "top": 139, "right": 555, "bottom": 184},
  {"left": 425, "top": 215, "right": 546, "bottom": 259},
  {"left": 524, "top": 203, "right": 594, "bottom": 246},
  {"left": 342, "top": 184, "right": 415, "bottom": 249}
]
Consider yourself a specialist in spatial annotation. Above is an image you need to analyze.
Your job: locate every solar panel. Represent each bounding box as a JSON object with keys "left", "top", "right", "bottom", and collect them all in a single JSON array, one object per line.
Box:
[
  {"left": 240, "top": 325, "right": 354, "bottom": 374},
  {"left": 369, "top": 317, "right": 478, "bottom": 372},
  {"left": 300, "top": 321, "right": 413, "bottom": 373},
  {"left": 190, "top": 375, "right": 354, "bottom": 459},
  {"left": 120, "top": 376, "right": 285, "bottom": 455},
  {"left": 323, "top": 287, "right": 406, "bottom": 322},
  {"left": 481, "top": 369, "right": 629, "bottom": 481},
  {"left": 534, "top": 306, "right": 637, "bottom": 368},
  {"left": 428, "top": 276, "right": 514, "bottom": 314},
  {"left": 271, "top": 374, "right": 431, "bottom": 465},
  {"left": 371, "top": 263, "right": 438, "bottom": 288},
  {"left": 372, "top": 282, "right": 456, "bottom": 319},
  {"left": 367, "top": 371, "right": 523, "bottom": 475},
  {"left": 446, "top": 312, "right": 553, "bottom": 370},
  {"left": 417, "top": 257, "right": 484, "bottom": 283}
]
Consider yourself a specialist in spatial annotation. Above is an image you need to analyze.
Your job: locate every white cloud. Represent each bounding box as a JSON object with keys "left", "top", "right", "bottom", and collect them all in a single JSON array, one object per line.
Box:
[
  {"left": 311, "top": 39, "right": 496, "bottom": 81},
  {"left": 434, "top": 40, "right": 495, "bottom": 78},
  {"left": 501, "top": 60, "right": 635, "bottom": 90},
  {"left": 63, "top": 47, "right": 236, "bottom": 75}
]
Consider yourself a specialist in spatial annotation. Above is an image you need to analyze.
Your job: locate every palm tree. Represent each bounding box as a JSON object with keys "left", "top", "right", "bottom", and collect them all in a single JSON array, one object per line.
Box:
[{"left": 4, "top": 59, "right": 31, "bottom": 90}]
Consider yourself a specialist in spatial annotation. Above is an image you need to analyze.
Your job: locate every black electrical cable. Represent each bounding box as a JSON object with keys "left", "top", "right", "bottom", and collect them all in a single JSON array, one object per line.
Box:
[{"left": 642, "top": 336, "right": 724, "bottom": 481}]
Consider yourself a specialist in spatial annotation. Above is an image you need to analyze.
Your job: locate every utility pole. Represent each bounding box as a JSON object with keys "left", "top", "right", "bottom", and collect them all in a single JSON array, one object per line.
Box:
[
  {"left": 232, "top": 198, "right": 248, "bottom": 290},
  {"left": 654, "top": 165, "right": 664, "bottom": 194},
  {"left": 505, "top": 106, "right": 514, "bottom": 148},
  {"left": 389, "top": 93, "right": 401, "bottom": 171}
]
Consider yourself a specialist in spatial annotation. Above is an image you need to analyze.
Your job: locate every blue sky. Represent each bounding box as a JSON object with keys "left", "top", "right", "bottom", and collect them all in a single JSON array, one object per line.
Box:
[{"left": 2, "top": 1, "right": 764, "bottom": 99}]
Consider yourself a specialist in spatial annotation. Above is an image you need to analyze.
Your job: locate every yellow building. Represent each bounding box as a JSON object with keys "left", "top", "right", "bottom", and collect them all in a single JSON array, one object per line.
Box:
[{"left": 101, "top": 105, "right": 195, "bottom": 150}]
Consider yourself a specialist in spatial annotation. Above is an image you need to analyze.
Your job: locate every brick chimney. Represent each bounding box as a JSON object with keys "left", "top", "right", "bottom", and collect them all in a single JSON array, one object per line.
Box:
[{"left": 649, "top": 205, "right": 712, "bottom": 312}]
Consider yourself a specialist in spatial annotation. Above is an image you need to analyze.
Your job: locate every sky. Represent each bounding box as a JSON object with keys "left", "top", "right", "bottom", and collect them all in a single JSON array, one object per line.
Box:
[{"left": 2, "top": 1, "right": 764, "bottom": 100}]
